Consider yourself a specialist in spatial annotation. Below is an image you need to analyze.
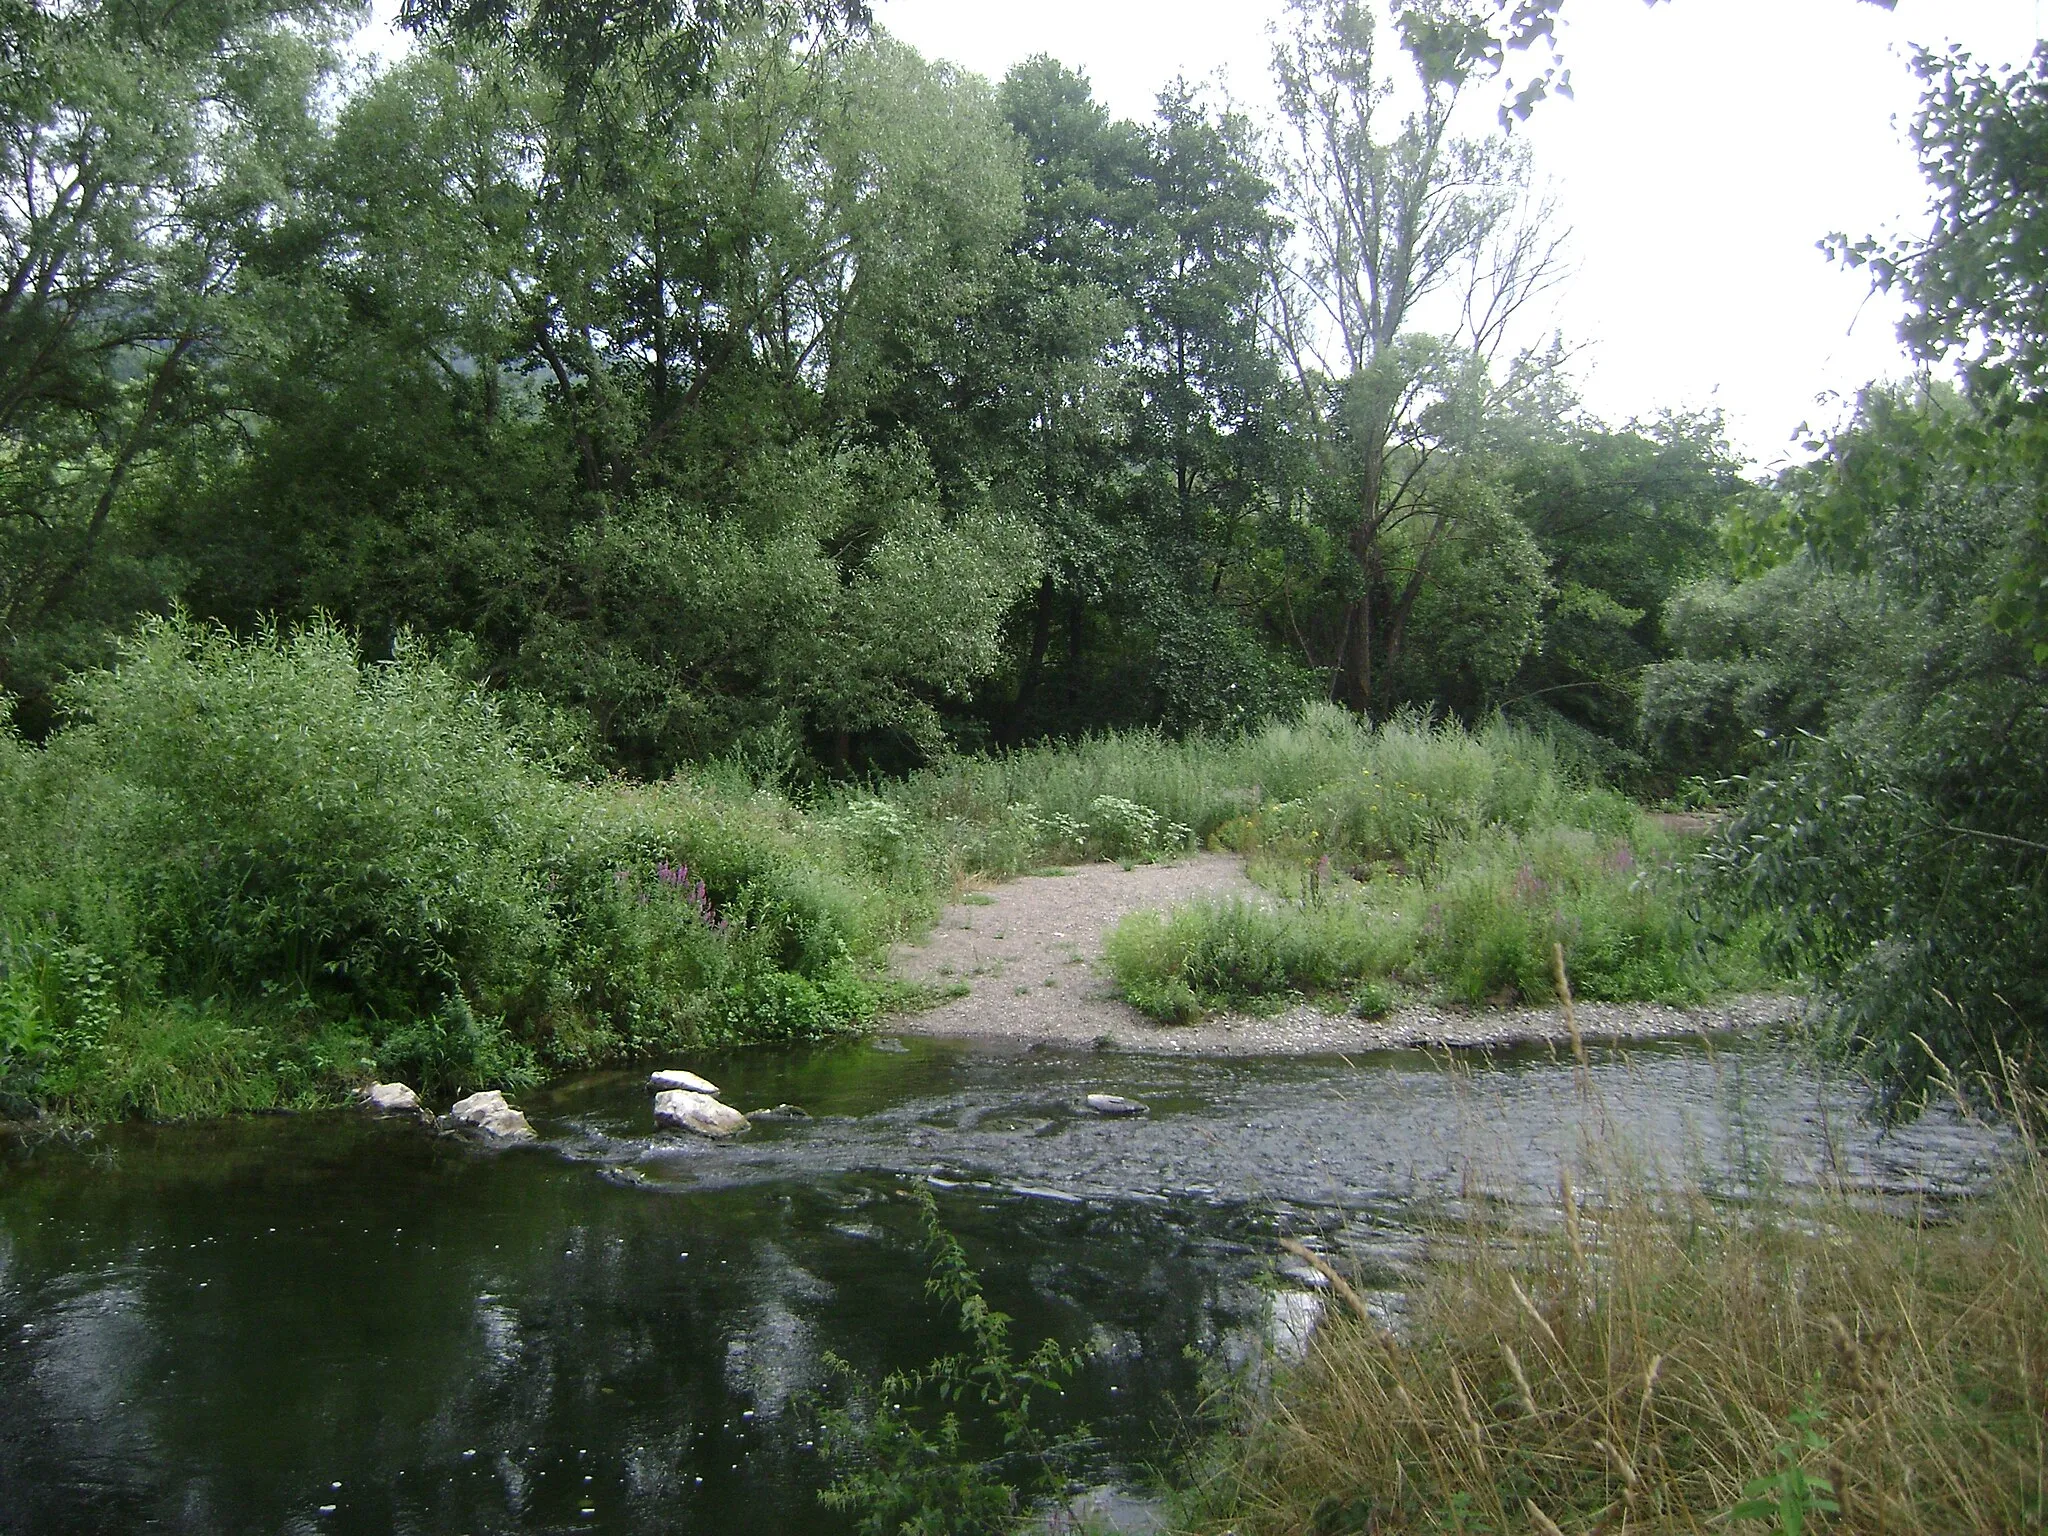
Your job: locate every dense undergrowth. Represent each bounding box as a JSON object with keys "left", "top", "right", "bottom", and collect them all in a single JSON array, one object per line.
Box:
[
  {"left": 1178, "top": 1097, "right": 2048, "bottom": 1536},
  {"left": 0, "top": 618, "right": 929, "bottom": 1121},
  {"left": 0, "top": 620, "right": 1753, "bottom": 1124}
]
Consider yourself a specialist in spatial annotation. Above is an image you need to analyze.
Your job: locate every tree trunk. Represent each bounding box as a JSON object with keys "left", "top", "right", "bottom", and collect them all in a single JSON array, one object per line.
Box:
[
  {"left": 1335, "top": 426, "right": 1388, "bottom": 713},
  {"left": 1005, "top": 575, "right": 1056, "bottom": 744}
]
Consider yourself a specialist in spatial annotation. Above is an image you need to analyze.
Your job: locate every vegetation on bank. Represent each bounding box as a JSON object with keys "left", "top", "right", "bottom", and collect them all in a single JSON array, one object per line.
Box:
[
  {"left": 1179, "top": 1102, "right": 2047, "bottom": 1536},
  {"left": 1077, "top": 710, "right": 1762, "bottom": 1020},
  {"left": 1105, "top": 824, "right": 1758, "bottom": 1023},
  {"left": 0, "top": 618, "right": 927, "bottom": 1120},
  {"left": 4, "top": 621, "right": 1756, "bottom": 1124}
]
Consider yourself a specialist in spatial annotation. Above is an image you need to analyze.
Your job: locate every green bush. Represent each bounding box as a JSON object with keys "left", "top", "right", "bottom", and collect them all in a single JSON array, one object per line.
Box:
[
  {"left": 1106, "top": 896, "right": 1413, "bottom": 1020},
  {"left": 0, "top": 616, "right": 925, "bottom": 1119},
  {"left": 1416, "top": 827, "right": 1729, "bottom": 1004}
]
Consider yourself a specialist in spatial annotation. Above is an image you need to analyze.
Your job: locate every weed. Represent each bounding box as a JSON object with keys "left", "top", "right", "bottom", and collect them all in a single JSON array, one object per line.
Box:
[
  {"left": 1179, "top": 1096, "right": 2048, "bottom": 1535},
  {"left": 817, "top": 1187, "right": 1092, "bottom": 1534}
]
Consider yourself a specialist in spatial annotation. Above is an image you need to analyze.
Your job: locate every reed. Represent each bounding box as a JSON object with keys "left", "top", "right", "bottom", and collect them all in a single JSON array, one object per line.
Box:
[{"left": 1179, "top": 1089, "right": 2046, "bottom": 1534}]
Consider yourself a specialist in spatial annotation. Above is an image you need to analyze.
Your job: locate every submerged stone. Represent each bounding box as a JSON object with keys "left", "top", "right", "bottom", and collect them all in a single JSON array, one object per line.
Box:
[
  {"left": 1084, "top": 1093, "right": 1149, "bottom": 1117},
  {"left": 649, "top": 1069, "right": 720, "bottom": 1095},
  {"left": 745, "top": 1104, "right": 811, "bottom": 1123},
  {"left": 655, "top": 1090, "right": 750, "bottom": 1139},
  {"left": 360, "top": 1082, "right": 422, "bottom": 1115}
]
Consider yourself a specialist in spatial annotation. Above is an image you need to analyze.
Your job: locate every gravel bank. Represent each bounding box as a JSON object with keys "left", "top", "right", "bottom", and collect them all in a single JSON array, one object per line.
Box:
[{"left": 889, "top": 855, "right": 1799, "bottom": 1056}]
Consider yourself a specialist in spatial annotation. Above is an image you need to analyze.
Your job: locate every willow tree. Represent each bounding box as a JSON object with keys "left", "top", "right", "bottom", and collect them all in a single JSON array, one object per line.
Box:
[
  {"left": 1266, "top": 0, "right": 1565, "bottom": 712},
  {"left": 0, "top": 0, "right": 342, "bottom": 727}
]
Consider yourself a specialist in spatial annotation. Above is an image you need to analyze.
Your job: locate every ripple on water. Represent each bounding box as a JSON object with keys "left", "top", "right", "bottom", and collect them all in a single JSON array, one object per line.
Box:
[{"left": 0, "top": 1038, "right": 2012, "bottom": 1536}]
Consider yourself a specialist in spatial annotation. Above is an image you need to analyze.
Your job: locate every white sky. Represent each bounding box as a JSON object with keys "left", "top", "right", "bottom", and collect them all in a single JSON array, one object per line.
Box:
[{"left": 879, "top": 0, "right": 2043, "bottom": 467}]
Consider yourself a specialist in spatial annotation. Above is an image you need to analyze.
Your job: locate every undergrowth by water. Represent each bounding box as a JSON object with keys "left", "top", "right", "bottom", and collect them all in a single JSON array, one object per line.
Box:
[
  {"left": 1105, "top": 825, "right": 1764, "bottom": 1021},
  {"left": 0, "top": 619, "right": 1755, "bottom": 1124},
  {"left": 1175, "top": 1082, "right": 2047, "bottom": 1536},
  {"left": 816, "top": 1186, "right": 1095, "bottom": 1535}
]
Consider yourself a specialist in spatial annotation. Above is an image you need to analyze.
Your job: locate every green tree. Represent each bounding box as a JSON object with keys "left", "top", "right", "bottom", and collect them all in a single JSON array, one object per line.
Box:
[
  {"left": 154, "top": 17, "right": 1042, "bottom": 773},
  {"left": 1498, "top": 410, "right": 1743, "bottom": 770},
  {"left": 1830, "top": 43, "right": 2048, "bottom": 657},
  {"left": 1695, "top": 388, "right": 2048, "bottom": 1107},
  {"left": 0, "top": 0, "right": 344, "bottom": 730},
  {"left": 1267, "top": 0, "right": 1565, "bottom": 713}
]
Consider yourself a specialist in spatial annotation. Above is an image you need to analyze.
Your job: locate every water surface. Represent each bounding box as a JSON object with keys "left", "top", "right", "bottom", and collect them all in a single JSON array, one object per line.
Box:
[{"left": 0, "top": 1037, "right": 2005, "bottom": 1534}]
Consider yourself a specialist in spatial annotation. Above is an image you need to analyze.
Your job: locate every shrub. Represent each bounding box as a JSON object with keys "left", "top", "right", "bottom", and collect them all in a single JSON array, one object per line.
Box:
[
  {"left": 1106, "top": 897, "right": 1413, "bottom": 1020},
  {"left": 0, "top": 616, "right": 921, "bottom": 1118},
  {"left": 1106, "top": 825, "right": 1753, "bottom": 1019},
  {"left": 1419, "top": 827, "right": 1736, "bottom": 1006}
]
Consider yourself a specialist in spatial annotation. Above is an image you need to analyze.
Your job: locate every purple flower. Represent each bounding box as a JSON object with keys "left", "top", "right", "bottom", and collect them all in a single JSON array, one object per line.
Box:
[{"left": 655, "top": 857, "right": 722, "bottom": 930}]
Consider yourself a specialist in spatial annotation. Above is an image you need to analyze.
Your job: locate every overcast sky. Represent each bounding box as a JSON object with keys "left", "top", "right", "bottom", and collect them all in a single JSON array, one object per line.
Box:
[{"left": 878, "top": 0, "right": 2043, "bottom": 467}]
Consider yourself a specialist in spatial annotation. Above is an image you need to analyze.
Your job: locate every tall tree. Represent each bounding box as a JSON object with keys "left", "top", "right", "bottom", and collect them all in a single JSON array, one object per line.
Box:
[
  {"left": 0, "top": 0, "right": 342, "bottom": 726},
  {"left": 1830, "top": 42, "right": 2048, "bottom": 658},
  {"left": 1267, "top": 0, "right": 1564, "bottom": 712}
]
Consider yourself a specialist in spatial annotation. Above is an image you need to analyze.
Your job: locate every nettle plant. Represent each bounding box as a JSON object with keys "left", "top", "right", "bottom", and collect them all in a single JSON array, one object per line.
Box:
[{"left": 816, "top": 1189, "right": 1093, "bottom": 1536}]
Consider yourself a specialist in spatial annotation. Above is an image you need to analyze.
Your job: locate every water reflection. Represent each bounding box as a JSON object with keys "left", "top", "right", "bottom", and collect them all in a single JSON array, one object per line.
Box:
[{"left": 0, "top": 1037, "right": 2010, "bottom": 1534}]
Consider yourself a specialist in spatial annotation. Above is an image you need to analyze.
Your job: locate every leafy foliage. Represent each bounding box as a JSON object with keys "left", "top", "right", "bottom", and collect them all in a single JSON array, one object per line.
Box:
[
  {"left": 817, "top": 1187, "right": 1090, "bottom": 1535},
  {"left": 1695, "top": 390, "right": 2048, "bottom": 1105},
  {"left": 0, "top": 617, "right": 902, "bottom": 1114}
]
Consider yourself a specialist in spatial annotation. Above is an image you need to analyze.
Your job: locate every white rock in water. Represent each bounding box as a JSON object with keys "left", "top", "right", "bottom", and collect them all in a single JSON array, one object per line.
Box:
[
  {"left": 1084, "top": 1093, "right": 1149, "bottom": 1117},
  {"left": 447, "top": 1090, "right": 536, "bottom": 1140},
  {"left": 360, "top": 1082, "right": 422, "bottom": 1114},
  {"left": 448, "top": 1089, "right": 510, "bottom": 1125},
  {"left": 649, "top": 1069, "right": 721, "bottom": 1096},
  {"left": 655, "top": 1090, "right": 750, "bottom": 1139},
  {"left": 475, "top": 1107, "right": 537, "bottom": 1141}
]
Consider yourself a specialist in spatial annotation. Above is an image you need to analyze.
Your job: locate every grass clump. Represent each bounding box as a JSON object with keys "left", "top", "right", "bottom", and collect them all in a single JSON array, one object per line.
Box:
[
  {"left": 1106, "top": 899, "right": 1411, "bottom": 1022},
  {"left": 891, "top": 704, "right": 1633, "bottom": 880},
  {"left": 1181, "top": 1123, "right": 2048, "bottom": 1535},
  {"left": 1107, "top": 824, "right": 1759, "bottom": 1022},
  {"left": 1415, "top": 826, "right": 1754, "bottom": 1007}
]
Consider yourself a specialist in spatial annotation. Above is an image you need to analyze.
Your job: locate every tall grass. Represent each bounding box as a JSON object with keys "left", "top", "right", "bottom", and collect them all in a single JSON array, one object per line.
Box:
[
  {"left": 891, "top": 704, "right": 1640, "bottom": 879},
  {"left": 1179, "top": 1110, "right": 2047, "bottom": 1535},
  {"left": 1060, "top": 711, "right": 1763, "bottom": 1017}
]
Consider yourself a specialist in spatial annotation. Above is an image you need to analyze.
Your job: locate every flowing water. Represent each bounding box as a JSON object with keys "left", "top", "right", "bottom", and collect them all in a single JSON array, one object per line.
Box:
[{"left": 0, "top": 1036, "right": 2008, "bottom": 1535}]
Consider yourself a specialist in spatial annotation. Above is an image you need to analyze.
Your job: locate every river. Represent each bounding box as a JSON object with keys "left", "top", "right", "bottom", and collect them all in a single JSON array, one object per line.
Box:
[{"left": 0, "top": 1036, "right": 2006, "bottom": 1534}]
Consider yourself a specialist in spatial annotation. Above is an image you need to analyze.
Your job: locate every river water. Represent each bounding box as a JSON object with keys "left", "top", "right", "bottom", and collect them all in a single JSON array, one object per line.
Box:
[{"left": 0, "top": 1036, "right": 2008, "bottom": 1535}]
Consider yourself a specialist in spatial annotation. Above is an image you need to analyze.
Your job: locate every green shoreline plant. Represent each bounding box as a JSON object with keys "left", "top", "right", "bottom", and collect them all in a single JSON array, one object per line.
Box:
[
  {"left": 1176, "top": 1098, "right": 2048, "bottom": 1536},
  {"left": 0, "top": 617, "right": 918, "bottom": 1120},
  {"left": 0, "top": 623, "right": 1756, "bottom": 1124},
  {"left": 816, "top": 1186, "right": 1093, "bottom": 1535}
]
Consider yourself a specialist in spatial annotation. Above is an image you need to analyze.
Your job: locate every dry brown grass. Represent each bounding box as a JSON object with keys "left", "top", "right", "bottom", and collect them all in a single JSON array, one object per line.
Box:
[{"left": 1180, "top": 1113, "right": 2048, "bottom": 1534}]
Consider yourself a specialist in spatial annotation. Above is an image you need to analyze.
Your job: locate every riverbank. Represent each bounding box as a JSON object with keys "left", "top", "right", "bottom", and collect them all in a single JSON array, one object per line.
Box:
[
  {"left": 891, "top": 855, "right": 1794, "bottom": 1055},
  {"left": 1, "top": 631, "right": 1761, "bottom": 1126},
  {"left": 1176, "top": 1105, "right": 2044, "bottom": 1536}
]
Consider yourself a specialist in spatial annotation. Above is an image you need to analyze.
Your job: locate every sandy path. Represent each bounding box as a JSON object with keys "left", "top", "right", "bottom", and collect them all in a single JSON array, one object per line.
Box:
[{"left": 888, "top": 855, "right": 1798, "bottom": 1055}]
